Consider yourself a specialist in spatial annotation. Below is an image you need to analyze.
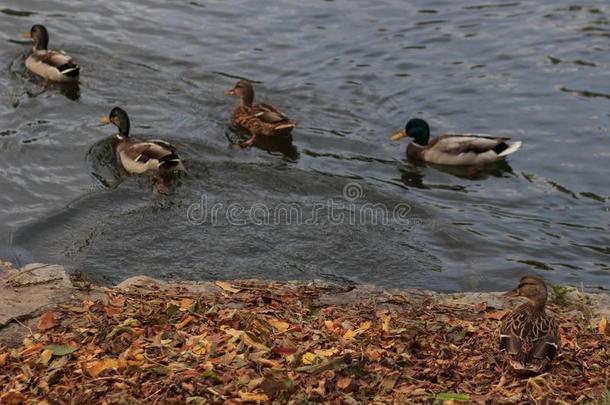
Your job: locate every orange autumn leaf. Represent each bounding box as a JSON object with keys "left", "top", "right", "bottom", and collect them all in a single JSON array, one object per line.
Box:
[
  {"left": 484, "top": 310, "right": 509, "bottom": 321},
  {"left": 176, "top": 315, "right": 194, "bottom": 329},
  {"left": 104, "top": 305, "right": 123, "bottom": 316},
  {"left": 87, "top": 358, "right": 119, "bottom": 377},
  {"left": 37, "top": 310, "right": 57, "bottom": 331},
  {"left": 336, "top": 377, "right": 352, "bottom": 390},
  {"left": 180, "top": 298, "right": 194, "bottom": 310},
  {"left": 20, "top": 343, "right": 44, "bottom": 356},
  {"left": 599, "top": 317, "right": 609, "bottom": 335}
]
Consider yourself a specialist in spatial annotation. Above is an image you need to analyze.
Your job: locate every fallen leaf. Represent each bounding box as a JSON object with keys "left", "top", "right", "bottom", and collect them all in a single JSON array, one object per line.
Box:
[
  {"left": 104, "top": 305, "right": 123, "bottom": 316},
  {"left": 268, "top": 318, "right": 290, "bottom": 332},
  {"left": 40, "top": 349, "right": 53, "bottom": 365},
  {"left": 20, "top": 343, "right": 44, "bottom": 356},
  {"left": 176, "top": 315, "right": 194, "bottom": 329},
  {"left": 45, "top": 344, "right": 77, "bottom": 356},
  {"left": 434, "top": 392, "right": 470, "bottom": 401},
  {"left": 273, "top": 346, "right": 297, "bottom": 356},
  {"left": 108, "top": 326, "right": 135, "bottom": 338},
  {"left": 598, "top": 317, "right": 609, "bottom": 335},
  {"left": 215, "top": 281, "right": 241, "bottom": 293},
  {"left": 0, "top": 353, "right": 7, "bottom": 367},
  {"left": 86, "top": 358, "right": 119, "bottom": 377},
  {"left": 484, "top": 310, "right": 508, "bottom": 321},
  {"left": 336, "top": 377, "right": 352, "bottom": 389},
  {"left": 37, "top": 310, "right": 57, "bottom": 331},
  {"left": 0, "top": 391, "right": 27, "bottom": 405},
  {"left": 302, "top": 352, "right": 317, "bottom": 365},
  {"left": 238, "top": 391, "right": 269, "bottom": 402},
  {"left": 243, "top": 333, "right": 270, "bottom": 351},
  {"left": 180, "top": 298, "right": 194, "bottom": 310}
]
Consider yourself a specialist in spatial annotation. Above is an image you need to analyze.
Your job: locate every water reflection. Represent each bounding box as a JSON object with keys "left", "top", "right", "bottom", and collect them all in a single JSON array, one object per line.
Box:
[{"left": 226, "top": 126, "right": 299, "bottom": 161}]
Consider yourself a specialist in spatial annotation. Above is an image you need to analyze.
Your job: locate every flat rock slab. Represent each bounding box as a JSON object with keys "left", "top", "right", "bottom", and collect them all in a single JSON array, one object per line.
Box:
[{"left": 0, "top": 263, "right": 103, "bottom": 345}]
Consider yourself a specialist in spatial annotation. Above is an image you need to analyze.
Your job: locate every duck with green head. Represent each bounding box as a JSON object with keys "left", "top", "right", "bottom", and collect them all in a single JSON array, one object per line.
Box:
[
  {"left": 99, "top": 107, "right": 184, "bottom": 175},
  {"left": 22, "top": 24, "right": 80, "bottom": 82},
  {"left": 390, "top": 118, "right": 522, "bottom": 166},
  {"left": 500, "top": 275, "right": 559, "bottom": 375}
]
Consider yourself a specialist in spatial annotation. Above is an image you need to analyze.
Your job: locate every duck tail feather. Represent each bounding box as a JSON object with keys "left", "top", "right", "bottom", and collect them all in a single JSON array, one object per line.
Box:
[{"left": 497, "top": 141, "right": 522, "bottom": 157}]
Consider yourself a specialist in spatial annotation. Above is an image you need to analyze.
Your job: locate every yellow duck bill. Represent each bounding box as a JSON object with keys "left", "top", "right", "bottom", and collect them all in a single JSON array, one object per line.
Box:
[
  {"left": 99, "top": 116, "right": 111, "bottom": 125},
  {"left": 390, "top": 129, "right": 408, "bottom": 141}
]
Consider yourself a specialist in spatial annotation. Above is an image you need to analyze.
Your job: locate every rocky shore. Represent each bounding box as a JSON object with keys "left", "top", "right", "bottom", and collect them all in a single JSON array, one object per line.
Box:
[{"left": 1, "top": 260, "right": 609, "bottom": 403}]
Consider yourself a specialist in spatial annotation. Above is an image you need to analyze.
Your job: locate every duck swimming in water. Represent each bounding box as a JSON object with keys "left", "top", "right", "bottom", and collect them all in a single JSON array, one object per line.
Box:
[
  {"left": 390, "top": 118, "right": 522, "bottom": 166},
  {"left": 22, "top": 24, "right": 80, "bottom": 82}
]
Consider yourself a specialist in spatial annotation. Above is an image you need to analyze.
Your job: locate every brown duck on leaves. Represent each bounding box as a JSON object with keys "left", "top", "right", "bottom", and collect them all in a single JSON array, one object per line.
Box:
[
  {"left": 500, "top": 275, "right": 560, "bottom": 375},
  {"left": 227, "top": 79, "right": 295, "bottom": 147}
]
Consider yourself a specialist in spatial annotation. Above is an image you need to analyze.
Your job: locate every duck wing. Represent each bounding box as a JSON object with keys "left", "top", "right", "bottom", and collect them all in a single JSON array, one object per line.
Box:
[
  {"left": 146, "top": 139, "right": 177, "bottom": 153},
  {"left": 432, "top": 135, "right": 511, "bottom": 155},
  {"left": 254, "top": 103, "right": 295, "bottom": 125},
  {"left": 32, "top": 49, "right": 79, "bottom": 75},
  {"left": 120, "top": 141, "right": 181, "bottom": 171}
]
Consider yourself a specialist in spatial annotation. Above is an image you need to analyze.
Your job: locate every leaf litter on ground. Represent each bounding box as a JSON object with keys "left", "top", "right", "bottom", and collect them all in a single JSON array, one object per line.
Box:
[{"left": 0, "top": 281, "right": 608, "bottom": 404}]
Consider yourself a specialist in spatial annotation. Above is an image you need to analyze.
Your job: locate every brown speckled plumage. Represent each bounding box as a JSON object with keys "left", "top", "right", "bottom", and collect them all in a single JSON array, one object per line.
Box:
[
  {"left": 500, "top": 275, "right": 560, "bottom": 375},
  {"left": 228, "top": 80, "right": 295, "bottom": 145}
]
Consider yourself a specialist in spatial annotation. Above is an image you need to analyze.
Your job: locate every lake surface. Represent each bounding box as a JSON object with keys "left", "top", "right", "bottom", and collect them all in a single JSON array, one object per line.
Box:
[{"left": 0, "top": 0, "right": 608, "bottom": 292}]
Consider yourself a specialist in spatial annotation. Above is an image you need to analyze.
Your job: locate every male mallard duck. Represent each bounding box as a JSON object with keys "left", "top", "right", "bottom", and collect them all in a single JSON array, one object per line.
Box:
[
  {"left": 500, "top": 275, "right": 559, "bottom": 375},
  {"left": 227, "top": 79, "right": 295, "bottom": 147},
  {"left": 100, "top": 107, "right": 184, "bottom": 175},
  {"left": 390, "top": 118, "right": 522, "bottom": 166},
  {"left": 22, "top": 24, "right": 80, "bottom": 82}
]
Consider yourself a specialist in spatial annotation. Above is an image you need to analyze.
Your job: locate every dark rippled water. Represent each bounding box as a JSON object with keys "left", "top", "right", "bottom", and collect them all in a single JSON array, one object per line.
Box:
[{"left": 0, "top": 0, "right": 608, "bottom": 292}]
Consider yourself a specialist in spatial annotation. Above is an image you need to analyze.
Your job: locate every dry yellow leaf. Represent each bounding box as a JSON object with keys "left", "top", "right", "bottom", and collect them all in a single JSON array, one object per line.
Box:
[
  {"left": 238, "top": 391, "right": 269, "bottom": 402},
  {"left": 343, "top": 329, "right": 357, "bottom": 340},
  {"left": 268, "top": 318, "right": 290, "bottom": 332},
  {"left": 215, "top": 281, "right": 241, "bottom": 293},
  {"left": 40, "top": 349, "right": 53, "bottom": 365},
  {"left": 0, "top": 353, "right": 7, "bottom": 367},
  {"left": 314, "top": 348, "right": 338, "bottom": 357},
  {"left": 358, "top": 320, "right": 372, "bottom": 331},
  {"left": 179, "top": 298, "right": 194, "bottom": 310},
  {"left": 599, "top": 317, "right": 609, "bottom": 335},
  {"left": 243, "top": 333, "right": 270, "bottom": 351},
  {"left": 381, "top": 313, "right": 391, "bottom": 332},
  {"left": 324, "top": 320, "right": 336, "bottom": 332},
  {"left": 302, "top": 352, "right": 317, "bottom": 365}
]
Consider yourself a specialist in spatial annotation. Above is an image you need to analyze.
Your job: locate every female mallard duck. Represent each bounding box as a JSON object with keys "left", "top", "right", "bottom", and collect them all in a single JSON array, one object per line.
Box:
[
  {"left": 100, "top": 107, "right": 184, "bottom": 175},
  {"left": 227, "top": 79, "right": 295, "bottom": 147},
  {"left": 500, "top": 275, "right": 559, "bottom": 375},
  {"left": 390, "top": 118, "right": 522, "bottom": 166},
  {"left": 22, "top": 24, "right": 80, "bottom": 82}
]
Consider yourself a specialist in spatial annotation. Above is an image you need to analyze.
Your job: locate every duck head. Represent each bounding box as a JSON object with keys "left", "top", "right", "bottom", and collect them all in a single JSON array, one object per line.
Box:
[
  {"left": 390, "top": 118, "right": 430, "bottom": 146},
  {"left": 227, "top": 79, "right": 254, "bottom": 107},
  {"left": 504, "top": 275, "right": 549, "bottom": 310},
  {"left": 22, "top": 24, "right": 49, "bottom": 51},
  {"left": 100, "top": 107, "right": 130, "bottom": 138}
]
